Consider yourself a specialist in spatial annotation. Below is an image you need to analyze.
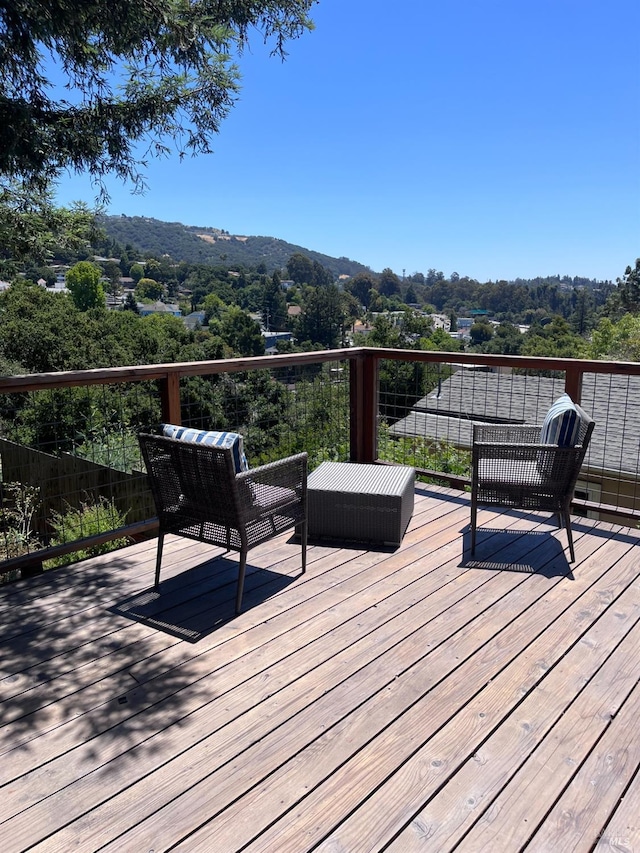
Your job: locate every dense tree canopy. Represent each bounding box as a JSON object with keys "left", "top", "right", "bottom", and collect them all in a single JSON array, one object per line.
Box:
[
  {"left": 0, "top": 281, "right": 206, "bottom": 371},
  {"left": 520, "top": 316, "right": 588, "bottom": 360},
  {"left": 0, "top": 0, "right": 316, "bottom": 195},
  {"left": 0, "top": 183, "right": 96, "bottom": 270},
  {"left": 588, "top": 314, "right": 640, "bottom": 362},
  {"left": 618, "top": 259, "right": 640, "bottom": 314}
]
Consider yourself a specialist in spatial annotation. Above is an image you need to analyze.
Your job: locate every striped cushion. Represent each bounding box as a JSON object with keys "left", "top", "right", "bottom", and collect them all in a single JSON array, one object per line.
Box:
[
  {"left": 539, "top": 394, "right": 581, "bottom": 447},
  {"left": 161, "top": 424, "right": 249, "bottom": 473}
]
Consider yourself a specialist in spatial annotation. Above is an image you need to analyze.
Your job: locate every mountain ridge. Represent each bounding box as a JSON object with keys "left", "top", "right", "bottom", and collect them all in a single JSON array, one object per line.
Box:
[{"left": 100, "top": 215, "right": 372, "bottom": 278}]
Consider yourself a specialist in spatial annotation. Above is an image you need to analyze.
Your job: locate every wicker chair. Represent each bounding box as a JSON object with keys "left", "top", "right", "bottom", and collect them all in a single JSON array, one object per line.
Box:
[
  {"left": 139, "top": 433, "right": 307, "bottom": 614},
  {"left": 470, "top": 404, "right": 595, "bottom": 562}
]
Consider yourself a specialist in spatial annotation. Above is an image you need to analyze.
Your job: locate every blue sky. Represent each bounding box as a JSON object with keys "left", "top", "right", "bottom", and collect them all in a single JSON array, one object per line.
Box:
[{"left": 55, "top": 0, "right": 640, "bottom": 282}]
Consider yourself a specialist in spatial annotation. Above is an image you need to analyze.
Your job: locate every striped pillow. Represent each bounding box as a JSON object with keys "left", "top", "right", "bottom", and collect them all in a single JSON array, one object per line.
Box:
[
  {"left": 161, "top": 424, "right": 249, "bottom": 473},
  {"left": 539, "top": 394, "right": 581, "bottom": 447}
]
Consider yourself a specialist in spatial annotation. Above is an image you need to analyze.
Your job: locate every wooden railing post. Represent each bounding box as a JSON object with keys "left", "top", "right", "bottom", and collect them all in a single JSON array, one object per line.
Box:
[
  {"left": 565, "top": 365, "right": 583, "bottom": 405},
  {"left": 158, "top": 372, "right": 182, "bottom": 425},
  {"left": 350, "top": 351, "right": 378, "bottom": 463}
]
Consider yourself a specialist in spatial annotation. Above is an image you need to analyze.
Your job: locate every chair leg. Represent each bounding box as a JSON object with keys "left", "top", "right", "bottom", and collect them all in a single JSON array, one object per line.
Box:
[
  {"left": 236, "top": 549, "right": 247, "bottom": 615},
  {"left": 154, "top": 533, "right": 165, "bottom": 588},
  {"left": 563, "top": 509, "right": 575, "bottom": 562},
  {"left": 470, "top": 498, "right": 477, "bottom": 555},
  {"left": 300, "top": 519, "right": 307, "bottom": 575}
]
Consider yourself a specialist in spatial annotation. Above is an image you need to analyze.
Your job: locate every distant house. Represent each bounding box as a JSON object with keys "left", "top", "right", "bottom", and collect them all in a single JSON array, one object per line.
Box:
[
  {"left": 352, "top": 321, "right": 373, "bottom": 336},
  {"left": 183, "top": 310, "right": 206, "bottom": 330},
  {"left": 287, "top": 305, "right": 302, "bottom": 318},
  {"left": 430, "top": 313, "right": 451, "bottom": 332},
  {"left": 105, "top": 295, "right": 125, "bottom": 310},
  {"left": 262, "top": 330, "right": 293, "bottom": 354},
  {"left": 138, "top": 302, "right": 182, "bottom": 317},
  {"left": 43, "top": 281, "right": 69, "bottom": 294},
  {"left": 389, "top": 370, "right": 640, "bottom": 524}
]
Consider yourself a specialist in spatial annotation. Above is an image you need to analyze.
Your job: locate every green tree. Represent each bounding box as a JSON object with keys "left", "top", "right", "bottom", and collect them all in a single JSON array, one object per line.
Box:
[
  {"left": 202, "top": 292, "right": 226, "bottom": 325},
  {"left": 379, "top": 267, "right": 401, "bottom": 297},
  {"left": 262, "top": 271, "right": 288, "bottom": 330},
  {"left": 482, "top": 321, "right": 523, "bottom": 355},
  {"left": 135, "top": 278, "right": 163, "bottom": 301},
  {"left": 103, "top": 260, "right": 122, "bottom": 300},
  {"left": 1, "top": 1, "right": 316, "bottom": 196},
  {"left": 618, "top": 259, "right": 640, "bottom": 314},
  {"left": 404, "top": 283, "right": 418, "bottom": 304},
  {"left": 423, "top": 327, "right": 462, "bottom": 352},
  {"left": 345, "top": 272, "right": 377, "bottom": 309},
  {"left": 220, "top": 306, "right": 265, "bottom": 357},
  {"left": 588, "top": 314, "right": 640, "bottom": 361},
  {"left": 401, "top": 310, "right": 433, "bottom": 339},
  {"left": 571, "top": 287, "right": 595, "bottom": 335},
  {"left": 286, "top": 253, "right": 314, "bottom": 286},
  {"left": 144, "top": 259, "right": 163, "bottom": 282},
  {"left": 129, "top": 263, "right": 145, "bottom": 283},
  {"left": 311, "top": 260, "right": 333, "bottom": 287},
  {"left": 296, "top": 285, "right": 344, "bottom": 348},
  {"left": 469, "top": 320, "right": 494, "bottom": 346},
  {"left": 341, "top": 291, "right": 361, "bottom": 328},
  {"left": 521, "top": 316, "right": 588, "bottom": 360},
  {"left": 123, "top": 292, "right": 140, "bottom": 313},
  {"left": 65, "top": 261, "right": 104, "bottom": 311}
]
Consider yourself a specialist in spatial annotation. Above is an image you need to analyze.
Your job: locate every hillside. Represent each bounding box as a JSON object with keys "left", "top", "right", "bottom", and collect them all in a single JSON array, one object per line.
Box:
[{"left": 100, "top": 215, "right": 371, "bottom": 277}]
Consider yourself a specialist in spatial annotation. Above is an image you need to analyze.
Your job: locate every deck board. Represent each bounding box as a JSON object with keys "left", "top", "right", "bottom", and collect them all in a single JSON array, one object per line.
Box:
[{"left": 2, "top": 484, "right": 640, "bottom": 852}]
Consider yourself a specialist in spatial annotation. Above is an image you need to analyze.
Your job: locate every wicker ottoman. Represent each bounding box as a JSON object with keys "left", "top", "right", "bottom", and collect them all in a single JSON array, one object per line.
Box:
[{"left": 307, "top": 462, "right": 415, "bottom": 546}]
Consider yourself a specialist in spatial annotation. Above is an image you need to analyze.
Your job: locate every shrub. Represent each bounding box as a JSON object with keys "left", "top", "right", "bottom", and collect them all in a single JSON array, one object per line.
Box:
[
  {"left": 44, "top": 495, "right": 129, "bottom": 569},
  {"left": 0, "top": 483, "right": 42, "bottom": 582}
]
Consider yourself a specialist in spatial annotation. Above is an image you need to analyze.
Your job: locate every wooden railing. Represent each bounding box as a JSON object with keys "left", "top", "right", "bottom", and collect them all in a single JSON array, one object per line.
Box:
[{"left": 2, "top": 347, "right": 640, "bottom": 575}]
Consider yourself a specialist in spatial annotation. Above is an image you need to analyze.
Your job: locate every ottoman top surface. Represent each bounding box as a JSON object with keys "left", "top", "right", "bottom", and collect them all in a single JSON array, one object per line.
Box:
[{"left": 308, "top": 461, "right": 414, "bottom": 496}]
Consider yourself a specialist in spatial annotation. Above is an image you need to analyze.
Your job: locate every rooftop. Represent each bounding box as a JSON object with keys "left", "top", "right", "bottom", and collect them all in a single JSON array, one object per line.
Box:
[
  {"left": 391, "top": 371, "right": 640, "bottom": 477},
  {"left": 3, "top": 484, "right": 639, "bottom": 851}
]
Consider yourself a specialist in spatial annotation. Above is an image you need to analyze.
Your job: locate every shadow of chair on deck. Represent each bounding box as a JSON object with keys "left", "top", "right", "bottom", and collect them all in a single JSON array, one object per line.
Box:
[
  {"left": 110, "top": 552, "right": 299, "bottom": 642},
  {"left": 461, "top": 526, "right": 575, "bottom": 580}
]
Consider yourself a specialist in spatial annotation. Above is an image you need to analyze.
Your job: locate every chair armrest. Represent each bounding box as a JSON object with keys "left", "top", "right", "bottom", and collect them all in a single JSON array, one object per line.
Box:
[
  {"left": 235, "top": 453, "right": 307, "bottom": 517},
  {"left": 236, "top": 452, "right": 307, "bottom": 486},
  {"left": 473, "top": 424, "right": 541, "bottom": 444}
]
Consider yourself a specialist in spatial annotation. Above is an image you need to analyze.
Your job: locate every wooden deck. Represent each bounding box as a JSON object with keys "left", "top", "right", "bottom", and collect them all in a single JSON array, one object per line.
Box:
[{"left": 2, "top": 484, "right": 640, "bottom": 853}]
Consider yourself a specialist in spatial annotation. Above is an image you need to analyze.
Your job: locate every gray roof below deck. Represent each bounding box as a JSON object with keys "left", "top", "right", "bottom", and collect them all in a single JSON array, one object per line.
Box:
[{"left": 389, "top": 370, "right": 640, "bottom": 477}]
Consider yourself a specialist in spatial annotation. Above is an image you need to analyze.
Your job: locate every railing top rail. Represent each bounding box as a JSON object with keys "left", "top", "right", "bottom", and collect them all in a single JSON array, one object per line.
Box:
[
  {"left": 356, "top": 347, "right": 640, "bottom": 376},
  {"left": 1, "top": 347, "right": 640, "bottom": 395},
  {"left": 0, "top": 348, "right": 357, "bottom": 393}
]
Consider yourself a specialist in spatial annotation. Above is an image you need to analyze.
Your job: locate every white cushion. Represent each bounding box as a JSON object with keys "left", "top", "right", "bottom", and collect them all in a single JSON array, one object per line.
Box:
[
  {"left": 539, "top": 394, "right": 581, "bottom": 447},
  {"left": 161, "top": 424, "right": 249, "bottom": 473}
]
